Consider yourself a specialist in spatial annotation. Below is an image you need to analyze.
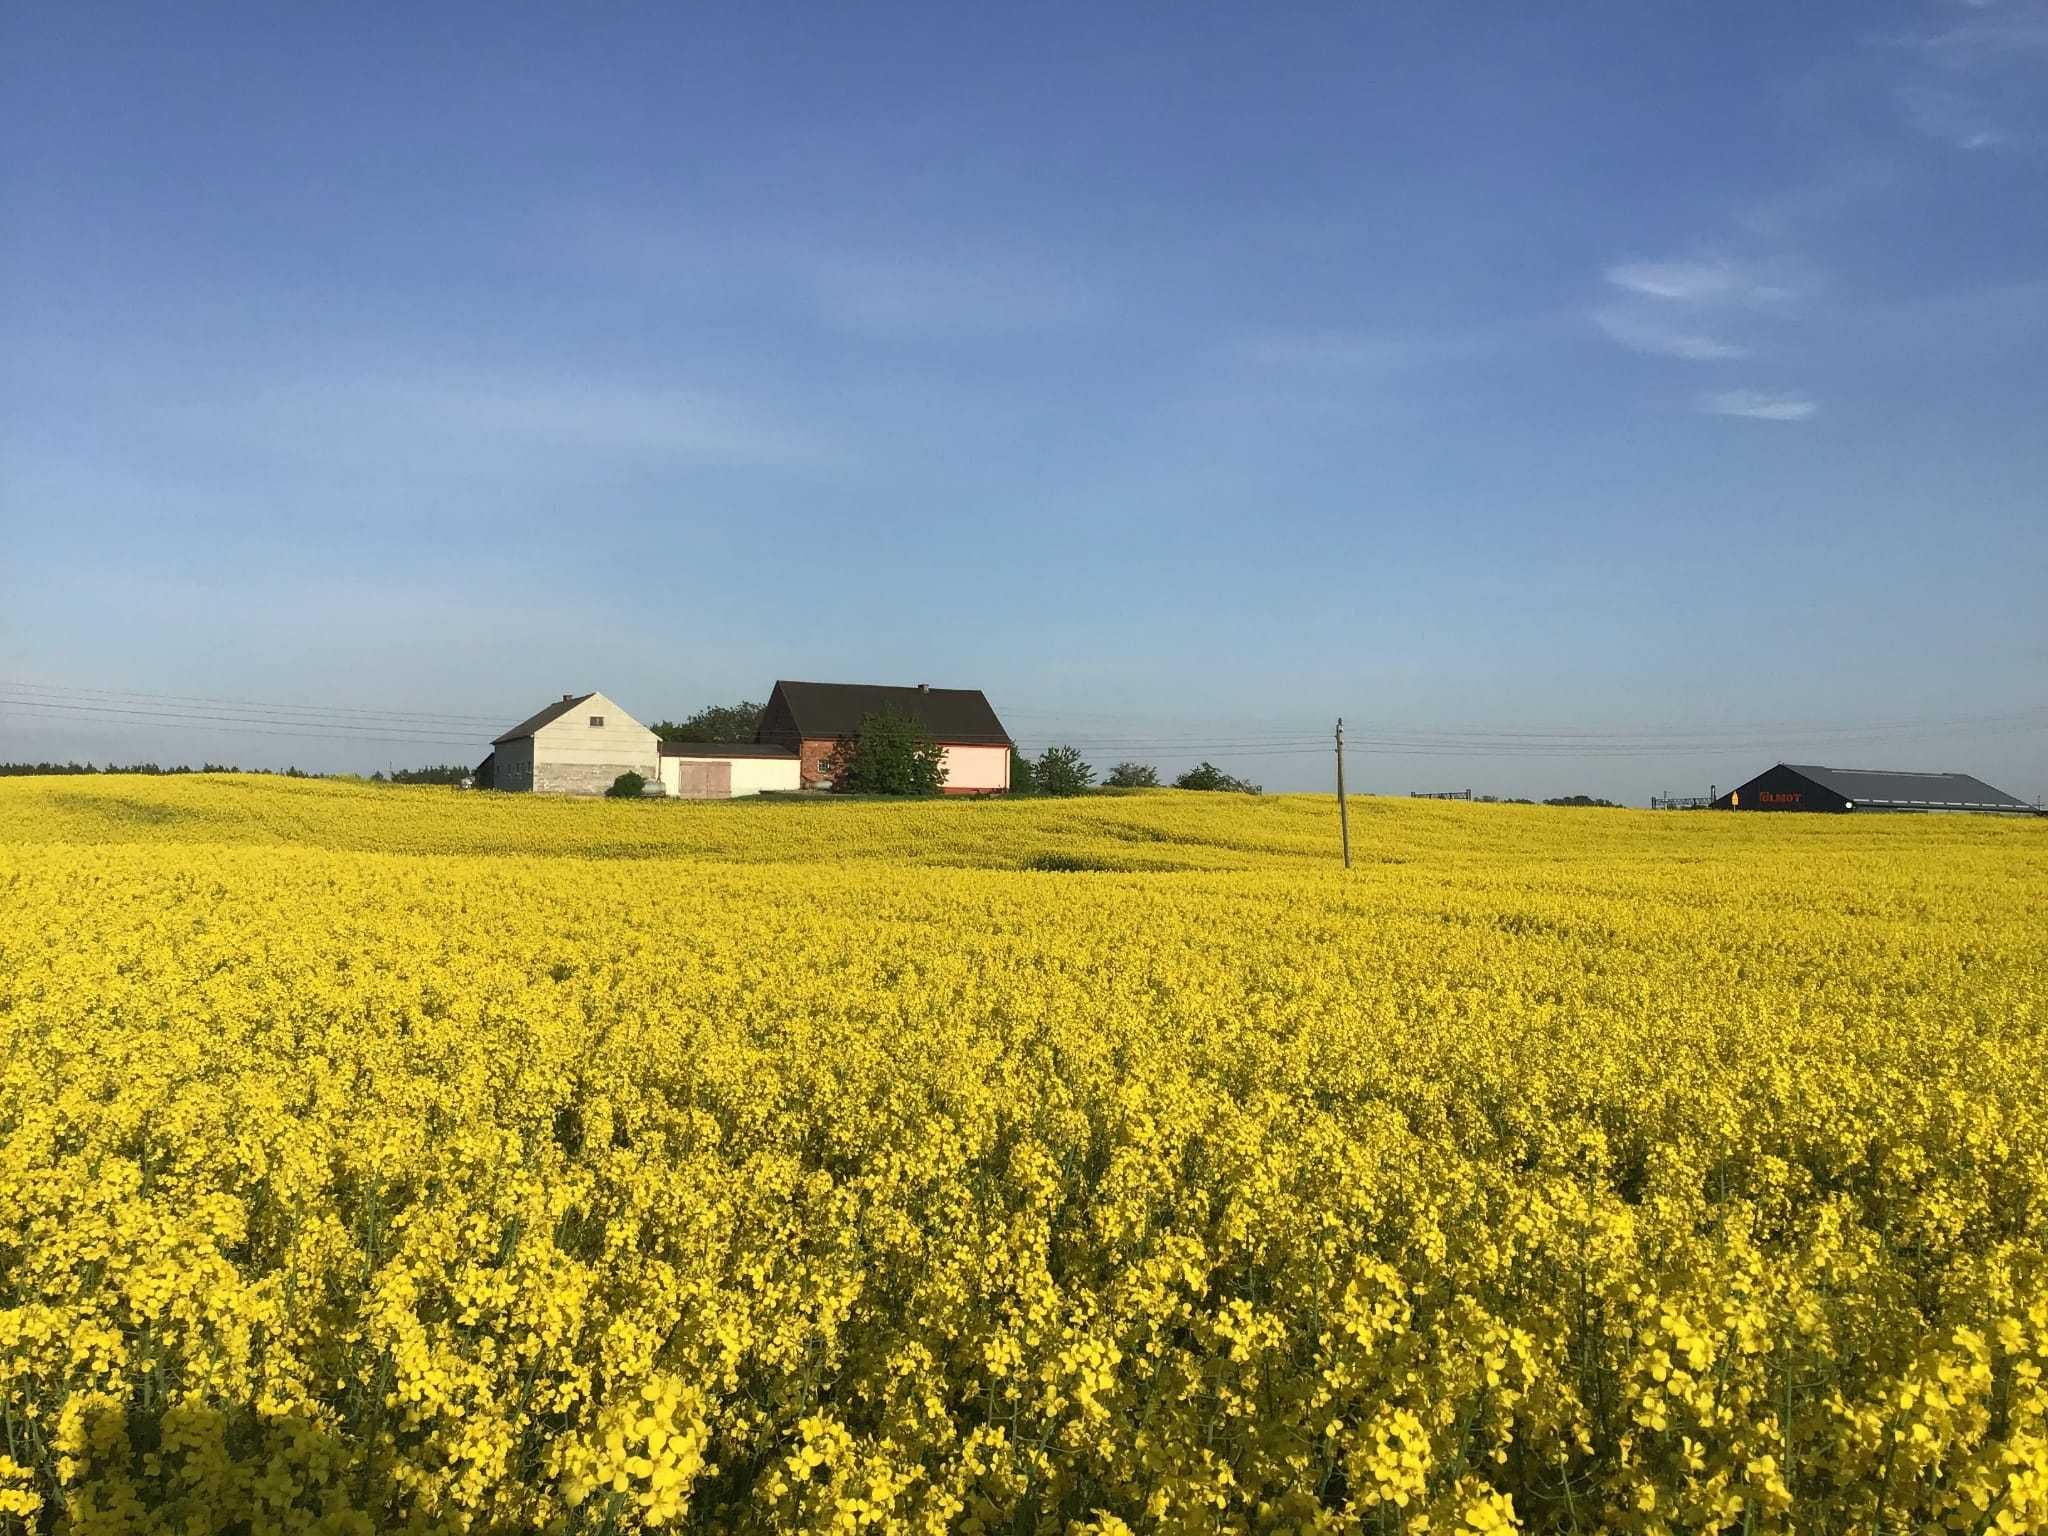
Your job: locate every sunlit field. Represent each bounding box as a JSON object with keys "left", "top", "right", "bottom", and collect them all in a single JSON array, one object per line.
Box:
[{"left": 2, "top": 775, "right": 2044, "bottom": 1534}]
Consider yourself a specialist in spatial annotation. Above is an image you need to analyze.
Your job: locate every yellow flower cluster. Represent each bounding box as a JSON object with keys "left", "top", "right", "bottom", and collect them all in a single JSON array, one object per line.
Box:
[{"left": 0, "top": 773, "right": 2044, "bottom": 1534}]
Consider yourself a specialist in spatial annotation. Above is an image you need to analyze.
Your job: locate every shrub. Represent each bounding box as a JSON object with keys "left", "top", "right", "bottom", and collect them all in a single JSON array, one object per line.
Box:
[
  {"left": 822, "top": 711, "right": 948, "bottom": 796},
  {"left": 1173, "top": 760, "right": 1261, "bottom": 794},
  {"left": 1008, "top": 749, "right": 1036, "bottom": 795},
  {"left": 1105, "top": 762, "right": 1159, "bottom": 789},
  {"left": 1033, "top": 745, "right": 1096, "bottom": 797},
  {"left": 607, "top": 771, "right": 648, "bottom": 799}
]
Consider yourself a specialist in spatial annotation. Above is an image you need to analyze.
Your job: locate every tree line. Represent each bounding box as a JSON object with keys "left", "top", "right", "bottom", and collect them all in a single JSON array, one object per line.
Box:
[
  {"left": 813, "top": 712, "right": 1260, "bottom": 798},
  {"left": 0, "top": 761, "right": 304, "bottom": 777},
  {"left": 636, "top": 698, "right": 1265, "bottom": 799},
  {"left": 0, "top": 761, "right": 474, "bottom": 784}
]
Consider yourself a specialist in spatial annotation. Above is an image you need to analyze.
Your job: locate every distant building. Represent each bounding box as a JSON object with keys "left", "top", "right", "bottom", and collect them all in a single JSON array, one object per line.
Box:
[
  {"left": 656, "top": 740, "right": 801, "bottom": 798},
  {"left": 1711, "top": 763, "right": 2035, "bottom": 814},
  {"left": 480, "top": 679, "right": 1012, "bottom": 796},
  {"left": 482, "top": 691, "right": 658, "bottom": 795},
  {"left": 756, "top": 680, "right": 1013, "bottom": 793}
]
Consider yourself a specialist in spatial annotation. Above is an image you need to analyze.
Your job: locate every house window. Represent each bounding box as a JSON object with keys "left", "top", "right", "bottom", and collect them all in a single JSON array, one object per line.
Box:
[{"left": 589, "top": 715, "right": 605, "bottom": 727}]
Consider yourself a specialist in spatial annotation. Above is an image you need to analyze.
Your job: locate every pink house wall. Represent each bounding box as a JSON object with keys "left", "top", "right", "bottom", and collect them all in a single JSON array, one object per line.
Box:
[{"left": 939, "top": 744, "right": 1010, "bottom": 793}]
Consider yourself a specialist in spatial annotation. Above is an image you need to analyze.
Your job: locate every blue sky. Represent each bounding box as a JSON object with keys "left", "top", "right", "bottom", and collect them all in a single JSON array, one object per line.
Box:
[{"left": 3, "top": 2, "right": 2044, "bottom": 799}]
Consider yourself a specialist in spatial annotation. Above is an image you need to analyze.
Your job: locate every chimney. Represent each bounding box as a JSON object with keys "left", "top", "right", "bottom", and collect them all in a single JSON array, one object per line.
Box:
[
  {"left": 917, "top": 682, "right": 930, "bottom": 692},
  {"left": 563, "top": 693, "right": 576, "bottom": 703}
]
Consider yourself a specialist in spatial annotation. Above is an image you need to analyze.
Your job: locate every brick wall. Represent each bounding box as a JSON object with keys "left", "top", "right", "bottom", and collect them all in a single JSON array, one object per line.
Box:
[{"left": 797, "top": 738, "right": 839, "bottom": 790}]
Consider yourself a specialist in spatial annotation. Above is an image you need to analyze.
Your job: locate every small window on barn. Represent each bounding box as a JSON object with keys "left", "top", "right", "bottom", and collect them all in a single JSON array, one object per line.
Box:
[{"left": 589, "top": 715, "right": 605, "bottom": 727}]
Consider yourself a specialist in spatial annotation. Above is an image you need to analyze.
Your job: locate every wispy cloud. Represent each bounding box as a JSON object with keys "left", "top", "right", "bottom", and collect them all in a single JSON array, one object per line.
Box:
[
  {"left": 1697, "top": 389, "right": 1818, "bottom": 422},
  {"left": 1603, "top": 257, "right": 1789, "bottom": 307},
  {"left": 1592, "top": 256, "right": 1792, "bottom": 361},
  {"left": 1880, "top": 5, "right": 2048, "bottom": 70},
  {"left": 1605, "top": 260, "right": 1735, "bottom": 302},
  {"left": 1874, "top": 2, "right": 2048, "bottom": 150},
  {"left": 1895, "top": 83, "right": 2007, "bottom": 147},
  {"left": 1735, "top": 157, "right": 1898, "bottom": 240},
  {"left": 1593, "top": 252, "right": 1810, "bottom": 418},
  {"left": 1592, "top": 307, "right": 1748, "bottom": 361}
]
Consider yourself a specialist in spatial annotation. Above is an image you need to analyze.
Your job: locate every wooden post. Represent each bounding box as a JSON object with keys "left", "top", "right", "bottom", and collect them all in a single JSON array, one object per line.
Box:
[{"left": 1336, "top": 717, "right": 1351, "bottom": 869}]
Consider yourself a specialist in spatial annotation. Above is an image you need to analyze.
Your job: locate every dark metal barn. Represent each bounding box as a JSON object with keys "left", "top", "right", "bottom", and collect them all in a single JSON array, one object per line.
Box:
[{"left": 1711, "top": 763, "right": 2035, "bottom": 814}]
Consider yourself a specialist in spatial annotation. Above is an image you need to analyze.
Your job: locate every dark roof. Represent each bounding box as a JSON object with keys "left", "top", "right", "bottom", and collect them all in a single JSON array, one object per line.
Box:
[
  {"left": 765, "top": 680, "right": 1012, "bottom": 745},
  {"left": 658, "top": 740, "right": 798, "bottom": 758},
  {"left": 492, "top": 693, "right": 594, "bottom": 745},
  {"left": 1783, "top": 764, "right": 2033, "bottom": 812}
]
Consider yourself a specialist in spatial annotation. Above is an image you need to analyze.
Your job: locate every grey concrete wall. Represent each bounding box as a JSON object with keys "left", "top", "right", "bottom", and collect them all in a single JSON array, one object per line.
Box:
[{"left": 532, "top": 760, "right": 653, "bottom": 796}]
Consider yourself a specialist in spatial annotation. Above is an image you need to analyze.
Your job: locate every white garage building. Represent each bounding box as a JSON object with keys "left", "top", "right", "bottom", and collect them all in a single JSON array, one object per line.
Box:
[{"left": 656, "top": 740, "right": 802, "bottom": 798}]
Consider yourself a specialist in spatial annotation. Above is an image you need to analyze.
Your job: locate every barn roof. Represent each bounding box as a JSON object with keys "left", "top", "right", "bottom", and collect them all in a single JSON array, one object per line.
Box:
[
  {"left": 765, "top": 681, "right": 1012, "bottom": 745},
  {"left": 1782, "top": 764, "right": 2033, "bottom": 812},
  {"left": 658, "top": 740, "right": 798, "bottom": 758},
  {"left": 492, "top": 693, "right": 594, "bottom": 745}
]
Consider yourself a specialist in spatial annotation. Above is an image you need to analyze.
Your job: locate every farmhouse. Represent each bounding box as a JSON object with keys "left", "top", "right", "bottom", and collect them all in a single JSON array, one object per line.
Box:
[
  {"left": 757, "top": 679, "right": 1013, "bottom": 793},
  {"left": 1711, "top": 763, "right": 2036, "bottom": 814},
  {"left": 479, "top": 679, "right": 1011, "bottom": 797}
]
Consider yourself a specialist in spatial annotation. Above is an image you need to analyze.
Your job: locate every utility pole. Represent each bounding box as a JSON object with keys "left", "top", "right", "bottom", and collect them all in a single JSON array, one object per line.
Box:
[{"left": 1335, "top": 717, "right": 1351, "bottom": 869}]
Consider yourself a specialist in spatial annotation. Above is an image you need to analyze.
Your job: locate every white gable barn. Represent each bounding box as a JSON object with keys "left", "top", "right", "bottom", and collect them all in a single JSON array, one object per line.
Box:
[{"left": 484, "top": 692, "right": 658, "bottom": 795}]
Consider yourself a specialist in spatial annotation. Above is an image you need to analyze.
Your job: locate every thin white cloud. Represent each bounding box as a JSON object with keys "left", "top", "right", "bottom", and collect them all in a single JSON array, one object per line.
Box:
[
  {"left": 1882, "top": 7, "right": 2048, "bottom": 70},
  {"left": 1593, "top": 307, "right": 1748, "bottom": 361},
  {"left": 1605, "top": 259, "right": 1742, "bottom": 303},
  {"left": 1896, "top": 83, "right": 2007, "bottom": 147},
  {"left": 1735, "top": 157, "right": 1898, "bottom": 240},
  {"left": 1697, "top": 389, "right": 1818, "bottom": 422},
  {"left": 1603, "top": 257, "right": 1790, "bottom": 306}
]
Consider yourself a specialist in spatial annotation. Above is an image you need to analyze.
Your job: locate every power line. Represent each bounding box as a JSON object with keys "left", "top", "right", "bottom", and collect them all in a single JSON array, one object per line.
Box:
[
  {"left": 1, "top": 678, "right": 506, "bottom": 728},
  {"left": 7, "top": 676, "right": 2041, "bottom": 766},
  {"left": 0, "top": 697, "right": 478, "bottom": 748}
]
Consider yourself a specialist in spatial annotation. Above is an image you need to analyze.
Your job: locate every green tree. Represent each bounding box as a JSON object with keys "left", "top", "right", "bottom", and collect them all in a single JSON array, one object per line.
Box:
[
  {"left": 1174, "top": 761, "right": 1261, "bottom": 794},
  {"left": 650, "top": 701, "right": 765, "bottom": 743},
  {"left": 822, "top": 711, "right": 948, "bottom": 796},
  {"left": 1008, "top": 748, "right": 1036, "bottom": 795},
  {"left": 1033, "top": 745, "right": 1095, "bottom": 797},
  {"left": 1104, "top": 761, "right": 1159, "bottom": 788},
  {"left": 606, "top": 770, "right": 648, "bottom": 798}
]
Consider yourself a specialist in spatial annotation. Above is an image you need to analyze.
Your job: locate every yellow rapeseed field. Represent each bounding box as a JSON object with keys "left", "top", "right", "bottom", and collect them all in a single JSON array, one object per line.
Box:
[{"left": 2, "top": 774, "right": 2045, "bottom": 1535}]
